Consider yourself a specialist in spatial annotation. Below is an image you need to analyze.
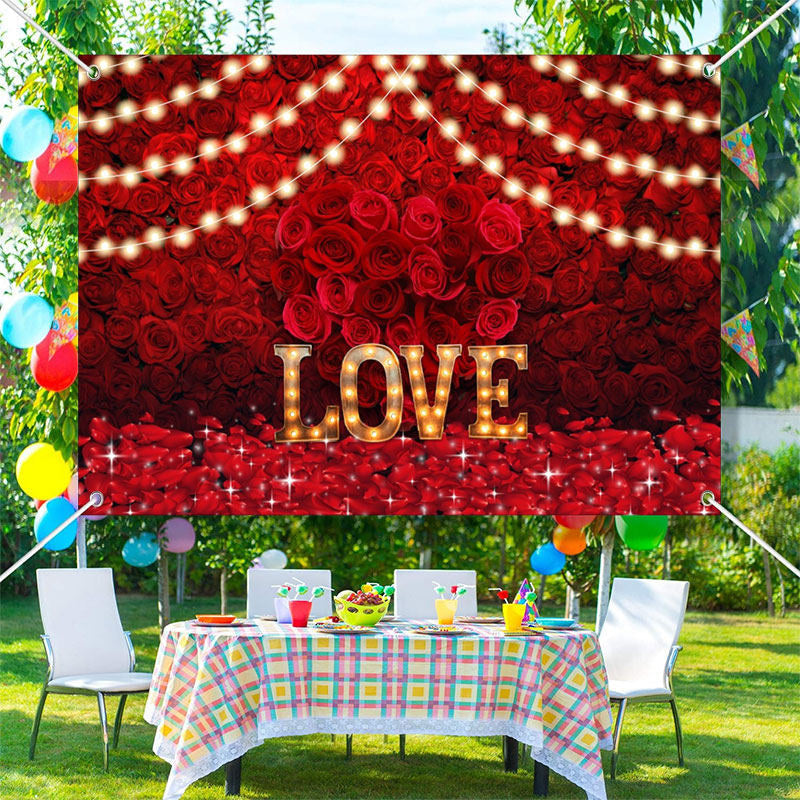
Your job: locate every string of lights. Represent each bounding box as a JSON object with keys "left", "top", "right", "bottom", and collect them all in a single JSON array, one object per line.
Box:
[{"left": 444, "top": 61, "right": 719, "bottom": 187}]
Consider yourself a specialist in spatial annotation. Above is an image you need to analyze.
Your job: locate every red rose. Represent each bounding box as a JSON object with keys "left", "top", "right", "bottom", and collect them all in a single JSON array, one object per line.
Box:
[
  {"left": 476, "top": 251, "right": 530, "bottom": 298},
  {"left": 178, "top": 311, "right": 211, "bottom": 352},
  {"left": 271, "top": 256, "right": 309, "bottom": 296},
  {"left": 144, "top": 364, "right": 180, "bottom": 402},
  {"left": 435, "top": 184, "right": 487, "bottom": 224},
  {"left": 385, "top": 315, "right": 419, "bottom": 351},
  {"left": 520, "top": 276, "right": 552, "bottom": 312},
  {"left": 341, "top": 315, "right": 381, "bottom": 346},
  {"left": 206, "top": 306, "right": 264, "bottom": 346},
  {"left": 316, "top": 273, "right": 357, "bottom": 315},
  {"left": 360, "top": 152, "right": 402, "bottom": 199},
  {"left": 475, "top": 299, "right": 519, "bottom": 339},
  {"left": 216, "top": 347, "right": 254, "bottom": 388},
  {"left": 439, "top": 223, "right": 477, "bottom": 275},
  {"left": 559, "top": 363, "right": 601, "bottom": 411},
  {"left": 476, "top": 201, "right": 523, "bottom": 255},
  {"left": 106, "top": 314, "right": 139, "bottom": 350},
  {"left": 613, "top": 325, "right": 659, "bottom": 363},
  {"left": 138, "top": 316, "right": 183, "bottom": 364},
  {"left": 304, "top": 223, "right": 364, "bottom": 276},
  {"left": 361, "top": 231, "right": 412, "bottom": 280},
  {"left": 604, "top": 372, "right": 638, "bottom": 417},
  {"left": 553, "top": 263, "right": 594, "bottom": 307},
  {"left": 349, "top": 190, "right": 398, "bottom": 237},
  {"left": 129, "top": 183, "right": 171, "bottom": 217},
  {"left": 355, "top": 279, "right": 405, "bottom": 319},
  {"left": 524, "top": 229, "right": 564, "bottom": 275},
  {"left": 315, "top": 335, "right": 350, "bottom": 383},
  {"left": 419, "top": 161, "right": 453, "bottom": 194},
  {"left": 275, "top": 204, "right": 312, "bottom": 253},
  {"left": 631, "top": 364, "right": 685, "bottom": 410},
  {"left": 401, "top": 196, "right": 442, "bottom": 244},
  {"left": 202, "top": 227, "right": 246, "bottom": 269},
  {"left": 303, "top": 179, "right": 355, "bottom": 224},
  {"left": 409, "top": 245, "right": 461, "bottom": 300},
  {"left": 172, "top": 172, "right": 210, "bottom": 206},
  {"left": 283, "top": 294, "right": 332, "bottom": 343},
  {"left": 154, "top": 259, "right": 191, "bottom": 310},
  {"left": 688, "top": 330, "right": 719, "bottom": 373},
  {"left": 190, "top": 98, "right": 235, "bottom": 138}
]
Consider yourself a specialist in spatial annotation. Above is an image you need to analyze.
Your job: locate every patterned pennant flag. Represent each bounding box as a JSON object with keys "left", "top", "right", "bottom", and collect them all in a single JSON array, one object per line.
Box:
[
  {"left": 48, "top": 106, "right": 79, "bottom": 171},
  {"left": 722, "top": 121, "right": 759, "bottom": 189},
  {"left": 49, "top": 292, "right": 78, "bottom": 357},
  {"left": 721, "top": 308, "right": 760, "bottom": 376},
  {"left": 514, "top": 578, "right": 539, "bottom": 623}
]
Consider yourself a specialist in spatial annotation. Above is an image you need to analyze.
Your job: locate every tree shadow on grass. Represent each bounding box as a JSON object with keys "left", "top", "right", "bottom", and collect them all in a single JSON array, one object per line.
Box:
[
  {"left": 696, "top": 640, "right": 800, "bottom": 657},
  {"left": 672, "top": 669, "right": 799, "bottom": 715}
]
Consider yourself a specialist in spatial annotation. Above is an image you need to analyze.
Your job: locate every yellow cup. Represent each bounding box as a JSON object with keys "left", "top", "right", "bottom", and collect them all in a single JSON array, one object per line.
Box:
[
  {"left": 502, "top": 603, "right": 526, "bottom": 632},
  {"left": 435, "top": 598, "right": 458, "bottom": 625}
]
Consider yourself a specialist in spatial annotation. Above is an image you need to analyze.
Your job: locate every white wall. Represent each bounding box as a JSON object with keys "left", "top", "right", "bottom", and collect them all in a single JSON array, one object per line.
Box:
[{"left": 722, "top": 407, "right": 800, "bottom": 455}]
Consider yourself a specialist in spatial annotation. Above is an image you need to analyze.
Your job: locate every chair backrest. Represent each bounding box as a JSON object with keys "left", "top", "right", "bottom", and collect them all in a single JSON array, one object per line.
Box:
[
  {"left": 246, "top": 569, "right": 333, "bottom": 619},
  {"left": 598, "top": 578, "right": 689, "bottom": 688},
  {"left": 393, "top": 569, "right": 478, "bottom": 620},
  {"left": 36, "top": 568, "right": 132, "bottom": 679}
]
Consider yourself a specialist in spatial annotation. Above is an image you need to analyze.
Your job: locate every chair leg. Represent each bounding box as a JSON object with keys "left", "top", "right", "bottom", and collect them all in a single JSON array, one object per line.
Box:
[
  {"left": 97, "top": 692, "right": 110, "bottom": 771},
  {"left": 29, "top": 684, "right": 48, "bottom": 760},
  {"left": 533, "top": 761, "right": 550, "bottom": 796},
  {"left": 330, "top": 734, "right": 336, "bottom": 743},
  {"left": 345, "top": 734, "right": 353, "bottom": 760},
  {"left": 112, "top": 694, "right": 127, "bottom": 749},
  {"left": 610, "top": 698, "right": 627, "bottom": 780},
  {"left": 399, "top": 734, "right": 406, "bottom": 760},
  {"left": 669, "top": 697, "right": 684, "bottom": 766}
]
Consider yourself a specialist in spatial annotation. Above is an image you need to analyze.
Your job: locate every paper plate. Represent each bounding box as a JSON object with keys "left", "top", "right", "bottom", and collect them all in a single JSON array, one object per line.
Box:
[
  {"left": 192, "top": 618, "right": 255, "bottom": 628},
  {"left": 315, "top": 623, "right": 374, "bottom": 634},
  {"left": 456, "top": 616, "right": 504, "bottom": 624},
  {"left": 535, "top": 618, "right": 580, "bottom": 629},
  {"left": 412, "top": 625, "right": 470, "bottom": 636}
]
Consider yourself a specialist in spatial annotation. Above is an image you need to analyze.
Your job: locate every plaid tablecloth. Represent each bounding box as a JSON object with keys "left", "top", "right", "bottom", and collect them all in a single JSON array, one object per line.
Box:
[{"left": 145, "top": 620, "right": 612, "bottom": 800}]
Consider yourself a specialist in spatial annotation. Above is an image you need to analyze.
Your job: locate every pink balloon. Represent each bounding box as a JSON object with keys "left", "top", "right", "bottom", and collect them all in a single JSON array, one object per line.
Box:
[
  {"left": 66, "top": 472, "right": 79, "bottom": 506},
  {"left": 160, "top": 517, "right": 195, "bottom": 553},
  {"left": 84, "top": 515, "right": 107, "bottom": 521}
]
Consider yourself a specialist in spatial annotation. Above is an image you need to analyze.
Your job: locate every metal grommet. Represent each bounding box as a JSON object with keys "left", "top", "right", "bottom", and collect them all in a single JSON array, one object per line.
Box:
[
  {"left": 87, "top": 64, "right": 101, "bottom": 81},
  {"left": 701, "top": 62, "right": 716, "bottom": 79},
  {"left": 90, "top": 491, "right": 105, "bottom": 507},
  {"left": 700, "top": 490, "right": 715, "bottom": 506}
]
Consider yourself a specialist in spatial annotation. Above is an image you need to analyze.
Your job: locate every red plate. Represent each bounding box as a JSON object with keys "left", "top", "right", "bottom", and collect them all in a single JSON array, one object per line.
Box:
[{"left": 195, "top": 614, "right": 236, "bottom": 624}]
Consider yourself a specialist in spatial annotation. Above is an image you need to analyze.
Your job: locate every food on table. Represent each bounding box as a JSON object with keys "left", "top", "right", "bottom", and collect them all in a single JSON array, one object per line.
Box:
[{"left": 333, "top": 582, "right": 393, "bottom": 626}]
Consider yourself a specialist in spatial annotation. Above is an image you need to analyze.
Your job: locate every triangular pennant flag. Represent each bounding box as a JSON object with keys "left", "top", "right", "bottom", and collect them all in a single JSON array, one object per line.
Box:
[
  {"left": 721, "top": 308, "right": 760, "bottom": 376},
  {"left": 48, "top": 106, "right": 78, "bottom": 171},
  {"left": 49, "top": 292, "right": 78, "bottom": 357},
  {"left": 722, "top": 121, "right": 760, "bottom": 189},
  {"left": 513, "top": 578, "right": 539, "bottom": 623}
]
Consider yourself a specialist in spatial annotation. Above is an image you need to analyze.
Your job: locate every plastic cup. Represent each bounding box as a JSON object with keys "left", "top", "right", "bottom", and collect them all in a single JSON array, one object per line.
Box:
[
  {"left": 274, "top": 597, "right": 292, "bottom": 623},
  {"left": 435, "top": 598, "right": 458, "bottom": 625},
  {"left": 289, "top": 599, "right": 313, "bottom": 627},
  {"left": 503, "top": 603, "right": 526, "bottom": 632}
]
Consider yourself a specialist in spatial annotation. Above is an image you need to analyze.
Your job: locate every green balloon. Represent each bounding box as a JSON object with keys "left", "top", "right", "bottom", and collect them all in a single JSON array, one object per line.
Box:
[{"left": 615, "top": 515, "right": 669, "bottom": 550}]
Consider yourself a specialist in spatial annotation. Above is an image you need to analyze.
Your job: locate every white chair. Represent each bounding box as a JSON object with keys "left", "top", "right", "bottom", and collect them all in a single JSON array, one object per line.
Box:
[
  {"left": 246, "top": 569, "right": 333, "bottom": 619},
  {"left": 598, "top": 577, "right": 689, "bottom": 778},
  {"left": 31, "top": 568, "right": 152, "bottom": 770},
  {"left": 393, "top": 569, "right": 478, "bottom": 620}
]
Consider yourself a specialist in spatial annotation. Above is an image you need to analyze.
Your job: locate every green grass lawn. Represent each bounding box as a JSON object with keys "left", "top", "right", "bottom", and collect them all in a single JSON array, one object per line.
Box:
[{"left": 1, "top": 594, "right": 799, "bottom": 800}]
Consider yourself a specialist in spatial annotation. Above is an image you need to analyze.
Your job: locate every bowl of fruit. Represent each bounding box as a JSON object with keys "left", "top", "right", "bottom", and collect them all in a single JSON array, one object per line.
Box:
[{"left": 334, "top": 583, "right": 394, "bottom": 627}]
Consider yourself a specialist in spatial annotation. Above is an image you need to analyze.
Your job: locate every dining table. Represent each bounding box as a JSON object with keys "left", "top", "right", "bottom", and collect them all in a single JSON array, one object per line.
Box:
[{"left": 145, "top": 618, "right": 613, "bottom": 800}]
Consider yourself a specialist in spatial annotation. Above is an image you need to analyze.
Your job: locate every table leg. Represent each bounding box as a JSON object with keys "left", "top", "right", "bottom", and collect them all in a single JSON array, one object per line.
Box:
[
  {"left": 503, "top": 736, "right": 519, "bottom": 773},
  {"left": 533, "top": 761, "right": 549, "bottom": 796},
  {"left": 225, "top": 756, "right": 242, "bottom": 796}
]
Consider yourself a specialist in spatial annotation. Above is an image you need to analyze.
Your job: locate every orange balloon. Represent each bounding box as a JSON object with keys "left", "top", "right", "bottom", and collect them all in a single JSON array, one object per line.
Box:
[{"left": 552, "top": 525, "right": 587, "bottom": 555}]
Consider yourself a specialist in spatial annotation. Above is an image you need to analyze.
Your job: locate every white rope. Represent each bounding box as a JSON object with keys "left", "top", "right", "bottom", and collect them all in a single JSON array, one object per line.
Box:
[
  {"left": 0, "top": 0, "right": 99, "bottom": 78},
  {"left": 0, "top": 492, "right": 104, "bottom": 584},
  {"left": 701, "top": 491, "right": 800, "bottom": 579},
  {"left": 703, "top": 0, "right": 800, "bottom": 77}
]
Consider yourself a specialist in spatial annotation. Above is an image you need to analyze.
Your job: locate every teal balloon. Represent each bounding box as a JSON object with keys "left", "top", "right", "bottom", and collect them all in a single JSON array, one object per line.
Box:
[
  {"left": 0, "top": 106, "right": 54, "bottom": 162},
  {"left": 0, "top": 293, "right": 54, "bottom": 348},
  {"left": 122, "top": 532, "right": 159, "bottom": 567},
  {"left": 529, "top": 543, "right": 566, "bottom": 575},
  {"left": 615, "top": 515, "right": 669, "bottom": 551},
  {"left": 34, "top": 497, "right": 78, "bottom": 551}
]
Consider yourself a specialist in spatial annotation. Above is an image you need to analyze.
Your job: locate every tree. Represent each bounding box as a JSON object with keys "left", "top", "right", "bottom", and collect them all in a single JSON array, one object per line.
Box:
[{"left": 767, "top": 362, "right": 800, "bottom": 409}]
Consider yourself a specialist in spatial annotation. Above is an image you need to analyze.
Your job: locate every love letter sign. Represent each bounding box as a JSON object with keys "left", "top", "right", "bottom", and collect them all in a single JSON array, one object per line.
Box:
[{"left": 78, "top": 55, "right": 721, "bottom": 515}]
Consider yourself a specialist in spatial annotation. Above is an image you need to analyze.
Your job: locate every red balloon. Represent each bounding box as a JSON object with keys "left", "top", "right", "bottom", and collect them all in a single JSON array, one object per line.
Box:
[
  {"left": 554, "top": 515, "right": 597, "bottom": 530},
  {"left": 30, "top": 330, "right": 77, "bottom": 391},
  {"left": 30, "top": 142, "right": 78, "bottom": 205}
]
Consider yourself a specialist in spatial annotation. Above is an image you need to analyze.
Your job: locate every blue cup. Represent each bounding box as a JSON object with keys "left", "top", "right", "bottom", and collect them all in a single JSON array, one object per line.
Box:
[{"left": 274, "top": 597, "right": 292, "bottom": 623}]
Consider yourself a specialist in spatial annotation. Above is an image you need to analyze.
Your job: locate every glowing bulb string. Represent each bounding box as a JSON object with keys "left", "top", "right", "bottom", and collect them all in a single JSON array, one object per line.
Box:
[
  {"left": 82, "top": 60, "right": 356, "bottom": 183},
  {"left": 527, "top": 55, "right": 719, "bottom": 128},
  {"left": 703, "top": 0, "right": 800, "bottom": 77},
  {"left": 81, "top": 55, "right": 271, "bottom": 129},
  {"left": 389, "top": 63, "right": 718, "bottom": 259},
  {"left": 0, "top": 0, "right": 99, "bottom": 78},
  {"left": 81, "top": 64, "right": 413, "bottom": 257},
  {"left": 445, "top": 61, "right": 719, "bottom": 186},
  {"left": 647, "top": 54, "right": 721, "bottom": 84}
]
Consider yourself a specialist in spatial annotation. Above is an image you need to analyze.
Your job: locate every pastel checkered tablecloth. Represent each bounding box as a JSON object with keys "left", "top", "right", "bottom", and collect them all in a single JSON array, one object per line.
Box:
[{"left": 145, "top": 620, "right": 612, "bottom": 800}]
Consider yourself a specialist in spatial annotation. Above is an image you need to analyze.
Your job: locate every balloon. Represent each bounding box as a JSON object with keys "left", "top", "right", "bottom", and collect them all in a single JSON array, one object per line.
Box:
[
  {"left": 259, "top": 548, "right": 287, "bottom": 569},
  {"left": 0, "top": 293, "right": 54, "bottom": 349},
  {"left": 159, "top": 518, "right": 195, "bottom": 553},
  {"left": 30, "top": 331, "right": 77, "bottom": 391},
  {"left": 529, "top": 543, "right": 566, "bottom": 575},
  {"left": 30, "top": 142, "right": 78, "bottom": 204},
  {"left": 552, "top": 524, "right": 587, "bottom": 555},
  {"left": 615, "top": 516, "right": 669, "bottom": 551},
  {"left": 16, "top": 443, "right": 72, "bottom": 500},
  {"left": 85, "top": 515, "right": 107, "bottom": 522},
  {"left": 554, "top": 515, "right": 597, "bottom": 530},
  {"left": 0, "top": 105, "right": 53, "bottom": 161},
  {"left": 122, "top": 532, "right": 159, "bottom": 567},
  {"left": 34, "top": 497, "right": 78, "bottom": 551}
]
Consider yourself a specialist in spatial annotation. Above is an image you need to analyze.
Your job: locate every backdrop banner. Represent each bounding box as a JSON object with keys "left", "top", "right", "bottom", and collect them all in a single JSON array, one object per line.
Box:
[{"left": 78, "top": 55, "right": 721, "bottom": 515}]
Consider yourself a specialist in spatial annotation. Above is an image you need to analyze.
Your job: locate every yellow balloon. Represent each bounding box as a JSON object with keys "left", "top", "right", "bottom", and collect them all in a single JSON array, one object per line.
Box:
[{"left": 16, "top": 443, "right": 72, "bottom": 500}]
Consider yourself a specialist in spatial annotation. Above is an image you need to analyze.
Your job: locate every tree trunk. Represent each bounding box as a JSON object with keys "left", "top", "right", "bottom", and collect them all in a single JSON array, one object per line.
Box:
[
  {"left": 538, "top": 573, "right": 547, "bottom": 606},
  {"left": 777, "top": 565, "right": 786, "bottom": 617},
  {"left": 158, "top": 549, "right": 170, "bottom": 631},
  {"left": 498, "top": 519, "right": 507, "bottom": 588},
  {"left": 662, "top": 529, "right": 671, "bottom": 580},
  {"left": 568, "top": 590, "right": 580, "bottom": 621},
  {"left": 220, "top": 566, "right": 228, "bottom": 614},
  {"left": 564, "top": 585, "right": 572, "bottom": 618},
  {"left": 595, "top": 529, "right": 615, "bottom": 632},
  {"left": 763, "top": 549, "right": 774, "bottom": 617}
]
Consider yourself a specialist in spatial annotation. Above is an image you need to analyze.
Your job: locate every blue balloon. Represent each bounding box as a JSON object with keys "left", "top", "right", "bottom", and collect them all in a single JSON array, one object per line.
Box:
[
  {"left": 529, "top": 543, "right": 566, "bottom": 575},
  {"left": 34, "top": 497, "right": 78, "bottom": 551},
  {"left": 0, "top": 293, "right": 54, "bottom": 348},
  {"left": 122, "top": 532, "right": 159, "bottom": 567},
  {"left": 0, "top": 106, "right": 54, "bottom": 162}
]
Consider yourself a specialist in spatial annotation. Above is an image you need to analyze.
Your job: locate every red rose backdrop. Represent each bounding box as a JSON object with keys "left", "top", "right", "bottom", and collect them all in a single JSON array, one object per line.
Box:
[{"left": 78, "top": 55, "right": 721, "bottom": 516}]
